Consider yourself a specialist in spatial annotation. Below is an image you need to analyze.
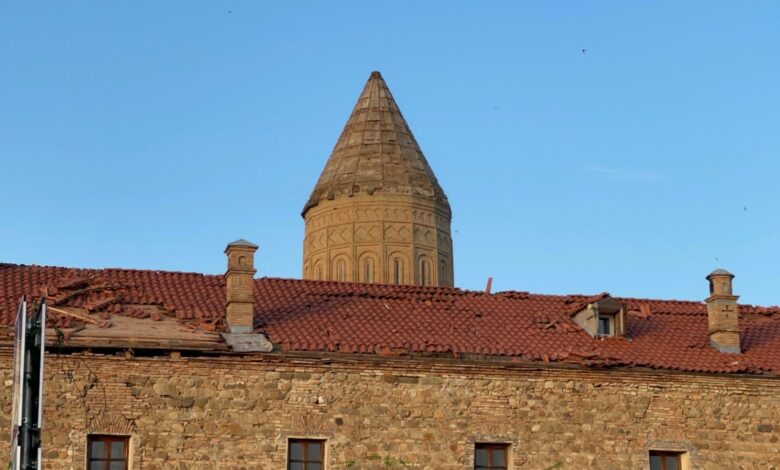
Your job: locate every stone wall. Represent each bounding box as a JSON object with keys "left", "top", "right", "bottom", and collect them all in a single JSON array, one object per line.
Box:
[{"left": 1, "top": 349, "right": 779, "bottom": 469}]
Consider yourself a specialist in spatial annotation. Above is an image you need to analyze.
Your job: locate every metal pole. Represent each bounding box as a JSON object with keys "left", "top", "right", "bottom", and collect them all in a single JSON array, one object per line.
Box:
[
  {"left": 19, "top": 302, "right": 42, "bottom": 470},
  {"left": 20, "top": 317, "right": 34, "bottom": 470}
]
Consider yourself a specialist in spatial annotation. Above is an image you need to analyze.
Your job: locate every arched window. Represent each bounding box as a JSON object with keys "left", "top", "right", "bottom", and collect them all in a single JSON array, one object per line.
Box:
[
  {"left": 419, "top": 257, "right": 432, "bottom": 286},
  {"left": 336, "top": 259, "right": 346, "bottom": 282},
  {"left": 363, "top": 258, "right": 374, "bottom": 283},
  {"left": 439, "top": 260, "right": 447, "bottom": 285},
  {"left": 315, "top": 263, "right": 323, "bottom": 280},
  {"left": 392, "top": 257, "right": 404, "bottom": 285}
]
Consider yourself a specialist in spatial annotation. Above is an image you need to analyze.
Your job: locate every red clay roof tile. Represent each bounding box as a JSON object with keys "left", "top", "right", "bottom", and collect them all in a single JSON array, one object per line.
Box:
[{"left": 1, "top": 263, "right": 779, "bottom": 375}]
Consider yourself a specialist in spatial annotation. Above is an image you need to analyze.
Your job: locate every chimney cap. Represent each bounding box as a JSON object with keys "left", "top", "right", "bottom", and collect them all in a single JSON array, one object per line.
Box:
[
  {"left": 225, "top": 239, "right": 259, "bottom": 253},
  {"left": 707, "top": 268, "right": 734, "bottom": 279},
  {"left": 226, "top": 239, "right": 258, "bottom": 248}
]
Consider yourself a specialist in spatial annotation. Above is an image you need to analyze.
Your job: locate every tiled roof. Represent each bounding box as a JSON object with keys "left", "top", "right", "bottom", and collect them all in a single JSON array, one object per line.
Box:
[
  {"left": 255, "top": 278, "right": 780, "bottom": 375},
  {"left": 0, "top": 263, "right": 224, "bottom": 330},
  {"left": 302, "top": 71, "right": 450, "bottom": 216},
  {"left": 2, "top": 263, "right": 779, "bottom": 375}
]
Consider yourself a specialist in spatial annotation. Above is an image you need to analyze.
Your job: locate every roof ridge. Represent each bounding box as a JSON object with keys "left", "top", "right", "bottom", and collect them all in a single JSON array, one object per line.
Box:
[
  {"left": 0, "top": 262, "right": 222, "bottom": 278},
  {"left": 616, "top": 295, "right": 706, "bottom": 304},
  {"left": 257, "top": 276, "right": 470, "bottom": 292},
  {"left": 258, "top": 277, "right": 613, "bottom": 300}
]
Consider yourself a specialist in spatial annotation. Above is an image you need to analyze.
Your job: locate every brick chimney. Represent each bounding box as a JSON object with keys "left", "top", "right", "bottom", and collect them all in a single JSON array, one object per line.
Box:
[
  {"left": 705, "top": 269, "right": 740, "bottom": 353},
  {"left": 224, "top": 239, "right": 258, "bottom": 333}
]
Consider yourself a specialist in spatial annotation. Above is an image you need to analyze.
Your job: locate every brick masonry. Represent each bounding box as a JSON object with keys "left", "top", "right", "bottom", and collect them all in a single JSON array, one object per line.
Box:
[
  {"left": 301, "top": 71, "right": 454, "bottom": 288},
  {"left": 1, "top": 349, "right": 778, "bottom": 469},
  {"left": 303, "top": 193, "right": 454, "bottom": 287}
]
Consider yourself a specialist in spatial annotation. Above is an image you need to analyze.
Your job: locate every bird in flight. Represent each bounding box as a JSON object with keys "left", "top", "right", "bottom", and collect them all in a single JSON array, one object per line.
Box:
[{"left": 581, "top": 49, "right": 587, "bottom": 54}]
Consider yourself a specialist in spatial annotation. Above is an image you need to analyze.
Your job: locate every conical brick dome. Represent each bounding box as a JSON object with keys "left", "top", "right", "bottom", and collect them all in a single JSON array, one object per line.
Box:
[
  {"left": 302, "top": 72, "right": 454, "bottom": 287},
  {"left": 303, "top": 71, "right": 450, "bottom": 217}
]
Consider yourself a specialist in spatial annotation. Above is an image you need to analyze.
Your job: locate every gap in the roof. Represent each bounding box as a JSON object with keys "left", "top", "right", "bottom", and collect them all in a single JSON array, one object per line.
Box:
[{"left": 1, "top": 1, "right": 779, "bottom": 305}]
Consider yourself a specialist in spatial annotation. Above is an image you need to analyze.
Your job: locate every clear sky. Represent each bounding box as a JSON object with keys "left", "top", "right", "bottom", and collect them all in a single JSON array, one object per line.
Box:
[{"left": 2, "top": 2, "right": 779, "bottom": 305}]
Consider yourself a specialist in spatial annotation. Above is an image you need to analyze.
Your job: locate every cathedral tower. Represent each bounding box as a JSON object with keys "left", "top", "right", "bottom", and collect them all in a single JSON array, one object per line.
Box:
[{"left": 302, "top": 72, "right": 453, "bottom": 287}]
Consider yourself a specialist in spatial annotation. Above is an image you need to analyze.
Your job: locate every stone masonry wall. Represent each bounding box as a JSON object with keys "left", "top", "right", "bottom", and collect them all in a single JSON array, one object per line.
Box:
[{"left": 1, "top": 349, "right": 778, "bottom": 469}]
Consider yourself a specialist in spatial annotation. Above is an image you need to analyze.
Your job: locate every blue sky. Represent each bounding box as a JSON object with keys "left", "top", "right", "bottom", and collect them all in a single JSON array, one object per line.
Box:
[{"left": 2, "top": 2, "right": 779, "bottom": 305}]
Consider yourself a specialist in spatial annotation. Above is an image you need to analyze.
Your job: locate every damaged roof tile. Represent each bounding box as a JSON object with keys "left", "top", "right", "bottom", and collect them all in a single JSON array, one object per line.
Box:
[{"left": 1, "top": 263, "right": 780, "bottom": 375}]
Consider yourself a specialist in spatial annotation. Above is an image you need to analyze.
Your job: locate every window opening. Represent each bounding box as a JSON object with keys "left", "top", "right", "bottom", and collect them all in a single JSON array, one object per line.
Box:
[
  {"left": 474, "top": 443, "right": 508, "bottom": 470},
  {"left": 420, "top": 258, "right": 431, "bottom": 286},
  {"left": 364, "top": 258, "right": 374, "bottom": 283},
  {"left": 649, "top": 450, "right": 684, "bottom": 470},
  {"left": 288, "top": 439, "right": 325, "bottom": 470},
  {"left": 393, "top": 258, "right": 402, "bottom": 285},
  {"left": 87, "top": 435, "right": 129, "bottom": 470},
  {"left": 598, "top": 314, "right": 615, "bottom": 336}
]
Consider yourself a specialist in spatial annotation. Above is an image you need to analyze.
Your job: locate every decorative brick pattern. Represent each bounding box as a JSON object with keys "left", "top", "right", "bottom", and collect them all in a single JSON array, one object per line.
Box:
[{"left": 302, "top": 195, "right": 454, "bottom": 287}]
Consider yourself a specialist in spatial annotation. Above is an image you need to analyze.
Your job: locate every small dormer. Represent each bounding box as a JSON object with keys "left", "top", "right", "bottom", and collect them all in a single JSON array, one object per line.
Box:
[{"left": 573, "top": 297, "right": 626, "bottom": 338}]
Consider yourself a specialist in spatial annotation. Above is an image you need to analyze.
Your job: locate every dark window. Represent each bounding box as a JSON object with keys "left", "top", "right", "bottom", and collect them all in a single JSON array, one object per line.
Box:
[
  {"left": 598, "top": 314, "right": 615, "bottom": 336},
  {"left": 364, "top": 259, "right": 373, "bottom": 283},
  {"left": 393, "top": 258, "right": 402, "bottom": 285},
  {"left": 649, "top": 451, "right": 683, "bottom": 470},
  {"left": 420, "top": 258, "right": 431, "bottom": 286},
  {"left": 87, "top": 435, "right": 129, "bottom": 470},
  {"left": 475, "top": 443, "right": 508, "bottom": 470},
  {"left": 288, "top": 439, "right": 324, "bottom": 470}
]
